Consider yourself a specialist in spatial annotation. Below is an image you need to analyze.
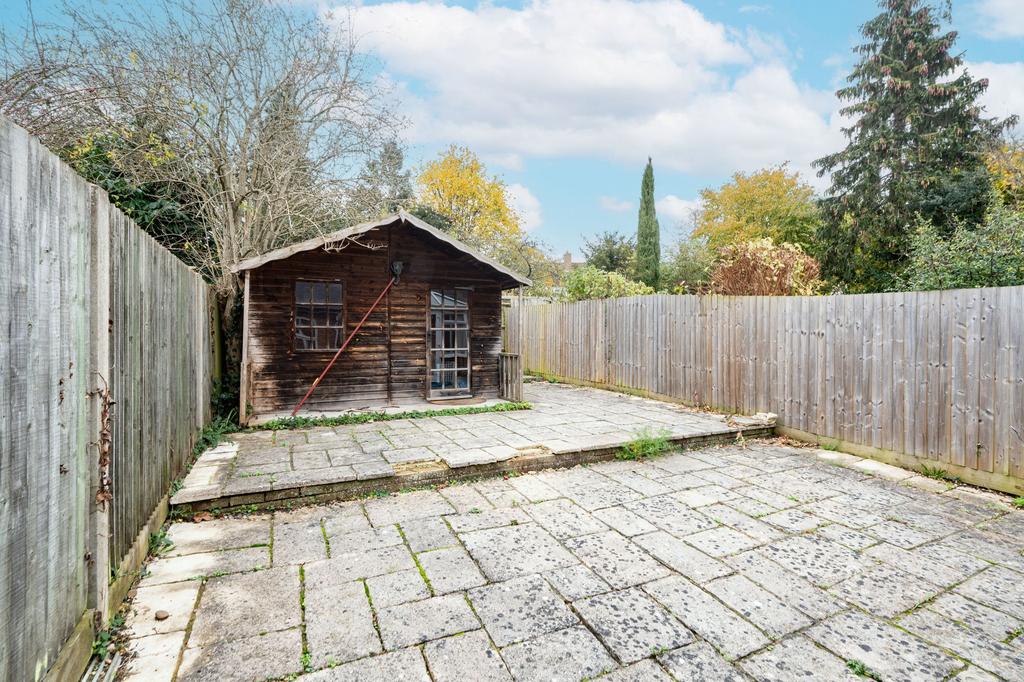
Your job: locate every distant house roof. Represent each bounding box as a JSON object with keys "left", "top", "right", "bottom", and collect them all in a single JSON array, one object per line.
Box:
[{"left": 231, "top": 210, "right": 531, "bottom": 288}]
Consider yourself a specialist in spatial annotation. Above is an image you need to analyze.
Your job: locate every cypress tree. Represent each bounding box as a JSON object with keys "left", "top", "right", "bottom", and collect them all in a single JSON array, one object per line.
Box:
[
  {"left": 813, "top": 0, "right": 1014, "bottom": 291},
  {"left": 636, "top": 157, "right": 661, "bottom": 289}
]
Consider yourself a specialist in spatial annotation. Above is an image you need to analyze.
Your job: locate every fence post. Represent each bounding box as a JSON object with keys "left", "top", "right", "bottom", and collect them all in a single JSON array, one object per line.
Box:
[{"left": 87, "top": 188, "right": 112, "bottom": 626}]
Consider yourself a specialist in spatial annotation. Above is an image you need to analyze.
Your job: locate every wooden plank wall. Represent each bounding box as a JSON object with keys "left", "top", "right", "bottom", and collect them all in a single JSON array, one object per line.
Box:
[
  {"left": 0, "top": 117, "right": 213, "bottom": 681},
  {"left": 245, "top": 224, "right": 502, "bottom": 416},
  {"left": 510, "top": 291, "right": 1024, "bottom": 487}
]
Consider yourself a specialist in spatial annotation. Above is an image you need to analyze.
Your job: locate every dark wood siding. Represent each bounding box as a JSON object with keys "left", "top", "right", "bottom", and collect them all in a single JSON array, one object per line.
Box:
[{"left": 245, "top": 224, "right": 504, "bottom": 416}]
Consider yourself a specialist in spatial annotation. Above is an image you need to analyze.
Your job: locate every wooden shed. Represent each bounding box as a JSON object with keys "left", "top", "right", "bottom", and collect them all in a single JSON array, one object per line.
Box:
[{"left": 232, "top": 211, "right": 530, "bottom": 423}]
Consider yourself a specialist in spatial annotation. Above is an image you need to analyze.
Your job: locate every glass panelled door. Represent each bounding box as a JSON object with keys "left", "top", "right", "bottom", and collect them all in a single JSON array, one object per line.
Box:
[{"left": 429, "top": 288, "right": 471, "bottom": 398}]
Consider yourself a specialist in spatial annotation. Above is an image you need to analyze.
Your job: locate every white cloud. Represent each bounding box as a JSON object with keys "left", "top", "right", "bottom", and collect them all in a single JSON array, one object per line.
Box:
[
  {"left": 507, "top": 183, "right": 543, "bottom": 231},
  {"left": 599, "top": 196, "right": 634, "bottom": 212},
  {"left": 339, "top": 0, "right": 843, "bottom": 177},
  {"left": 973, "top": 0, "right": 1024, "bottom": 39},
  {"left": 967, "top": 61, "right": 1024, "bottom": 129},
  {"left": 739, "top": 4, "right": 771, "bottom": 14},
  {"left": 482, "top": 152, "right": 525, "bottom": 171},
  {"left": 656, "top": 195, "right": 702, "bottom": 230}
]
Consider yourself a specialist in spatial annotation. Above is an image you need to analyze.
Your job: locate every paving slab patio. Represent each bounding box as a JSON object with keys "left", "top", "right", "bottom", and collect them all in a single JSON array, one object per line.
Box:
[
  {"left": 171, "top": 383, "right": 765, "bottom": 509},
  {"left": 126, "top": 439, "right": 1024, "bottom": 682}
]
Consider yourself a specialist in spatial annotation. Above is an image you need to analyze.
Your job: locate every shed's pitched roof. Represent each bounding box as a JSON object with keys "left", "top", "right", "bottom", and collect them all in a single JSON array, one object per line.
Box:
[{"left": 230, "top": 210, "right": 531, "bottom": 288}]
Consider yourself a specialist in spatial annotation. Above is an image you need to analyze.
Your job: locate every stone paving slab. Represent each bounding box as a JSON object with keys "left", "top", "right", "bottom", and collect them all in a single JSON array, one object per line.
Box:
[
  {"left": 131, "top": 438, "right": 1024, "bottom": 682},
  {"left": 573, "top": 588, "right": 693, "bottom": 664},
  {"left": 469, "top": 574, "right": 578, "bottom": 646}
]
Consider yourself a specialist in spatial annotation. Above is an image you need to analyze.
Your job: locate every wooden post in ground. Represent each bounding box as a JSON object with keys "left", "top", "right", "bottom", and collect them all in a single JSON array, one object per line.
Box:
[
  {"left": 239, "top": 271, "right": 251, "bottom": 425},
  {"left": 87, "top": 188, "right": 112, "bottom": 626}
]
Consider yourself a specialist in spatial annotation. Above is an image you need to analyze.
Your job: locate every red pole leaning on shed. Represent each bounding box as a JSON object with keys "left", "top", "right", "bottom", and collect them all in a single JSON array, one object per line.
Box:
[{"left": 290, "top": 275, "right": 397, "bottom": 417}]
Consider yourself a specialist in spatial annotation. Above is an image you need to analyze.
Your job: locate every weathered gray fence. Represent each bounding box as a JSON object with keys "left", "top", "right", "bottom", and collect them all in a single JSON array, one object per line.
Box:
[
  {"left": 510, "top": 291, "right": 1024, "bottom": 493},
  {"left": 1, "top": 117, "right": 214, "bottom": 681}
]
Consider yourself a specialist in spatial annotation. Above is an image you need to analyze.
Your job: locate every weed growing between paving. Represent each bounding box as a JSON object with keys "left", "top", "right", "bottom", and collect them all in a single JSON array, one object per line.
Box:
[
  {"left": 920, "top": 464, "right": 960, "bottom": 484},
  {"left": 259, "top": 401, "right": 532, "bottom": 431},
  {"left": 617, "top": 427, "right": 672, "bottom": 460},
  {"left": 91, "top": 612, "right": 125, "bottom": 657},
  {"left": 1012, "top": 496, "right": 1024, "bottom": 509},
  {"left": 846, "top": 659, "right": 882, "bottom": 680},
  {"left": 147, "top": 527, "right": 173, "bottom": 556}
]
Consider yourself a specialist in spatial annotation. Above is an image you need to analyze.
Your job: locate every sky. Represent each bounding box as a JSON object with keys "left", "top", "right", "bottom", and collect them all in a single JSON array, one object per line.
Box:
[
  {"left": 4, "top": 0, "right": 1022, "bottom": 258},
  {"left": 334, "top": 0, "right": 1024, "bottom": 258}
]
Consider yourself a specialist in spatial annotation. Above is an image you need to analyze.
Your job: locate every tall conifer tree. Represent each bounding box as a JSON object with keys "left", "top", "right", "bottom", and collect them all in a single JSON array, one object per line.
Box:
[
  {"left": 813, "top": 0, "right": 1014, "bottom": 291},
  {"left": 636, "top": 157, "right": 661, "bottom": 289}
]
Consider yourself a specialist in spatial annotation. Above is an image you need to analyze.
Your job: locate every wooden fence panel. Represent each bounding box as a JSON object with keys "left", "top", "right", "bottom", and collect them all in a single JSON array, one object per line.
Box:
[
  {"left": 107, "top": 216, "right": 212, "bottom": 563},
  {"left": 1, "top": 118, "right": 93, "bottom": 682},
  {"left": 1, "top": 117, "right": 213, "bottom": 681},
  {"left": 509, "top": 290, "right": 1024, "bottom": 491}
]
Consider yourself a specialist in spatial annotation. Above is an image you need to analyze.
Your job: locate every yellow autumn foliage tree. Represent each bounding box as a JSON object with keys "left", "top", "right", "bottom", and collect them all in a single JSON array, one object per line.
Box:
[
  {"left": 415, "top": 145, "right": 557, "bottom": 289},
  {"left": 986, "top": 143, "right": 1024, "bottom": 208},
  {"left": 417, "top": 145, "right": 524, "bottom": 251},
  {"left": 693, "top": 164, "right": 821, "bottom": 251}
]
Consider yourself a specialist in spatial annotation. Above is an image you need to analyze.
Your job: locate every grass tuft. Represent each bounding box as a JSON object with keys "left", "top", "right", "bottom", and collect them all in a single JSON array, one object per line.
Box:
[
  {"left": 617, "top": 427, "right": 672, "bottom": 461},
  {"left": 920, "top": 464, "right": 960, "bottom": 483},
  {"left": 846, "top": 659, "right": 882, "bottom": 681},
  {"left": 1012, "top": 497, "right": 1024, "bottom": 509}
]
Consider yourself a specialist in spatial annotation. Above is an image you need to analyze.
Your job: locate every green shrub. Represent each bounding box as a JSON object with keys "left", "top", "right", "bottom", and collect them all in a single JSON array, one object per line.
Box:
[
  {"left": 901, "top": 202, "right": 1024, "bottom": 291},
  {"left": 560, "top": 265, "right": 654, "bottom": 302}
]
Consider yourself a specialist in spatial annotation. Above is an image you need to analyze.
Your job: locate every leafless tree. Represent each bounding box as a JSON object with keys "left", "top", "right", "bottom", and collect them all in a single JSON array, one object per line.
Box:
[{"left": 1, "top": 0, "right": 400, "bottom": 300}]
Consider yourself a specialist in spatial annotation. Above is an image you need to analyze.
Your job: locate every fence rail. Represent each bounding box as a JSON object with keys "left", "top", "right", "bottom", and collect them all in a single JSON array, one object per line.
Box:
[
  {"left": 1, "top": 117, "right": 213, "bottom": 681},
  {"left": 509, "top": 291, "right": 1024, "bottom": 491}
]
